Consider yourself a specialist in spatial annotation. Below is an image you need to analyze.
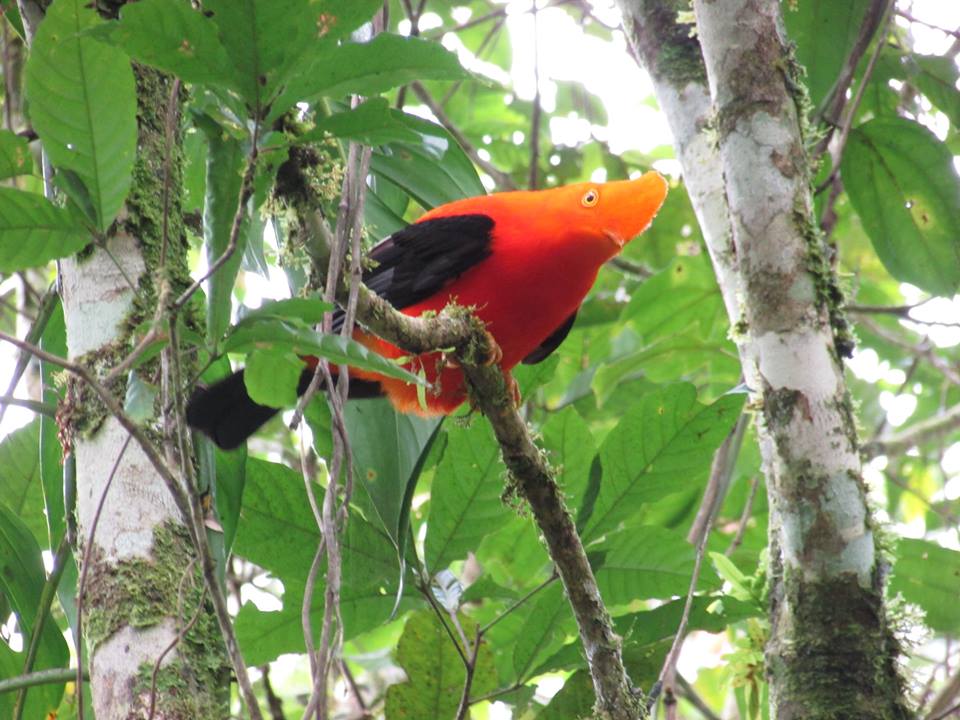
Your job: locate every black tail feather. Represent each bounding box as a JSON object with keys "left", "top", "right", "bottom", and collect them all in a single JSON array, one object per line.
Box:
[{"left": 186, "top": 367, "right": 383, "bottom": 450}]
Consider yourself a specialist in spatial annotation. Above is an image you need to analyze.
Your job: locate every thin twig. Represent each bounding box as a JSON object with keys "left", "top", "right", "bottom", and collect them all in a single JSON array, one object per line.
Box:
[
  {"left": 896, "top": 10, "right": 960, "bottom": 39},
  {"left": 479, "top": 573, "right": 557, "bottom": 635},
  {"left": 818, "top": 3, "right": 893, "bottom": 227},
  {"left": 0, "top": 395, "right": 56, "bottom": 416},
  {"left": 659, "top": 413, "right": 746, "bottom": 703},
  {"left": 725, "top": 476, "right": 760, "bottom": 557},
  {"left": 455, "top": 626, "right": 482, "bottom": 720},
  {"left": 0, "top": 667, "right": 89, "bottom": 694},
  {"left": 814, "top": 0, "right": 893, "bottom": 157},
  {"left": 262, "top": 664, "right": 287, "bottom": 720},
  {"left": 0, "top": 284, "right": 57, "bottom": 428}
]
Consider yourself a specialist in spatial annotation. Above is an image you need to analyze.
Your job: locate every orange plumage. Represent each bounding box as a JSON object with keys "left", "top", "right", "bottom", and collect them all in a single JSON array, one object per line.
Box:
[{"left": 187, "top": 173, "right": 668, "bottom": 448}]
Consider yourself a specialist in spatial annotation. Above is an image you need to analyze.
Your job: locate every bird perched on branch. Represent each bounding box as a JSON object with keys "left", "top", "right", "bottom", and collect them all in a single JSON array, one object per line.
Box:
[{"left": 187, "top": 173, "right": 668, "bottom": 449}]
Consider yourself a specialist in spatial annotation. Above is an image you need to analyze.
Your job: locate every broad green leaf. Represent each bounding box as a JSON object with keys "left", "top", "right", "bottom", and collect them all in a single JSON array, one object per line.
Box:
[
  {"left": 0, "top": 419, "right": 46, "bottom": 544},
  {"left": 541, "top": 405, "right": 594, "bottom": 513},
  {"left": 425, "top": 422, "right": 511, "bottom": 573},
  {"left": 594, "top": 526, "right": 714, "bottom": 606},
  {"left": 344, "top": 398, "right": 441, "bottom": 553},
  {"left": 475, "top": 517, "right": 551, "bottom": 591},
  {"left": 385, "top": 611, "right": 496, "bottom": 719},
  {"left": 0, "top": 129, "right": 32, "bottom": 179},
  {"left": 889, "top": 539, "right": 960, "bottom": 633},
  {"left": 0, "top": 189, "right": 89, "bottom": 271},
  {"left": 583, "top": 384, "right": 745, "bottom": 540},
  {"left": 512, "top": 583, "right": 573, "bottom": 681},
  {"left": 25, "top": 0, "right": 136, "bottom": 230},
  {"left": 203, "top": 0, "right": 326, "bottom": 109},
  {"left": 236, "top": 297, "right": 333, "bottom": 326},
  {"left": 273, "top": 33, "right": 468, "bottom": 119},
  {"left": 103, "top": 0, "right": 235, "bottom": 88},
  {"left": 842, "top": 117, "right": 960, "bottom": 296},
  {"left": 372, "top": 111, "right": 485, "bottom": 210},
  {"left": 198, "top": 116, "right": 248, "bottom": 344},
  {"left": 232, "top": 456, "right": 415, "bottom": 661},
  {"left": 299, "top": 98, "right": 421, "bottom": 146},
  {"left": 122, "top": 370, "right": 157, "bottom": 424},
  {"left": 782, "top": 0, "right": 872, "bottom": 112},
  {"left": 910, "top": 54, "right": 960, "bottom": 128},
  {"left": 232, "top": 457, "right": 318, "bottom": 580},
  {"left": 596, "top": 256, "right": 737, "bottom": 403},
  {"left": 243, "top": 348, "right": 304, "bottom": 408},
  {"left": 0, "top": 504, "right": 68, "bottom": 717},
  {"left": 221, "top": 317, "right": 425, "bottom": 385}
]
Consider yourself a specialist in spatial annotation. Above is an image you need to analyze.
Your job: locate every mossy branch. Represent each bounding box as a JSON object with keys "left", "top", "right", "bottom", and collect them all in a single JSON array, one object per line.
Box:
[{"left": 335, "top": 282, "right": 644, "bottom": 720}]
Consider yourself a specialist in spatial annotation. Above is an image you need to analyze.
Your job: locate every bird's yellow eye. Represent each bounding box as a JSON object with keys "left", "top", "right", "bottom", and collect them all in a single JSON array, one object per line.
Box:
[{"left": 581, "top": 189, "right": 599, "bottom": 207}]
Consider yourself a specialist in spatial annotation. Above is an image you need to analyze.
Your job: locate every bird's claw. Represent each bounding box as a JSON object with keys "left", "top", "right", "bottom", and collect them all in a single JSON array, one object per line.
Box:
[{"left": 481, "top": 329, "right": 502, "bottom": 366}]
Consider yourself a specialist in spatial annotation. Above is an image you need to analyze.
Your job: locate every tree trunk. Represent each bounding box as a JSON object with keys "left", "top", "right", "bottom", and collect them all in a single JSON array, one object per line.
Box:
[
  {"left": 617, "top": 1, "right": 912, "bottom": 717},
  {"left": 58, "top": 66, "right": 230, "bottom": 719}
]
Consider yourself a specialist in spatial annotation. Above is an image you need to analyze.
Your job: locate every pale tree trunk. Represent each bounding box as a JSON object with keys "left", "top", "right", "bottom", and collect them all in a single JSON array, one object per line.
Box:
[
  {"left": 617, "top": 1, "right": 912, "bottom": 717},
  {"left": 56, "top": 67, "right": 230, "bottom": 718}
]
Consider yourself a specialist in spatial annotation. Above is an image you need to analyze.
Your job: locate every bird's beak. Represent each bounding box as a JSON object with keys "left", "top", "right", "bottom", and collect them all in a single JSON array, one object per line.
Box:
[{"left": 601, "top": 171, "right": 669, "bottom": 249}]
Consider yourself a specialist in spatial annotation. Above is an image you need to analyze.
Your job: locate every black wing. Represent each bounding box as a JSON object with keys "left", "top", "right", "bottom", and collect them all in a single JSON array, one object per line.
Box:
[
  {"left": 522, "top": 309, "right": 578, "bottom": 365},
  {"left": 334, "top": 214, "right": 494, "bottom": 331}
]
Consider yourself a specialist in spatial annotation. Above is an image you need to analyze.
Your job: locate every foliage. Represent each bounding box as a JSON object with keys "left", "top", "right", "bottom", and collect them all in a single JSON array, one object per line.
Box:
[{"left": 0, "top": 0, "right": 957, "bottom": 718}]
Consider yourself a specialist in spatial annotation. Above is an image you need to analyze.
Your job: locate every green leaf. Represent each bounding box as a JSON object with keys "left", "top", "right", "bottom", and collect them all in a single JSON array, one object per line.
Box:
[
  {"left": 371, "top": 111, "right": 485, "bottom": 210},
  {"left": 595, "top": 526, "right": 714, "bottom": 606},
  {"left": 888, "top": 538, "right": 960, "bottom": 633},
  {"left": 236, "top": 296, "right": 333, "bottom": 326},
  {"left": 583, "top": 384, "right": 745, "bottom": 540},
  {"left": 273, "top": 33, "right": 468, "bottom": 118},
  {"left": 425, "top": 422, "right": 511, "bottom": 573},
  {"left": 123, "top": 370, "right": 157, "bottom": 424},
  {"left": 782, "top": 0, "right": 872, "bottom": 112},
  {"left": 910, "top": 54, "right": 960, "bottom": 128},
  {"left": 198, "top": 117, "right": 248, "bottom": 343},
  {"left": 0, "top": 504, "right": 68, "bottom": 717},
  {"left": 384, "top": 611, "right": 496, "bottom": 719},
  {"left": 597, "top": 256, "right": 737, "bottom": 403},
  {"left": 298, "top": 98, "right": 421, "bottom": 146},
  {"left": 102, "top": 0, "right": 235, "bottom": 88},
  {"left": 233, "top": 458, "right": 417, "bottom": 661},
  {"left": 542, "top": 405, "right": 595, "bottom": 514},
  {"left": 0, "top": 129, "right": 32, "bottom": 179},
  {"left": 24, "top": 0, "right": 136, "bottom": 230},
  {"left": 344, "top": 398, "right": 441, "bottom": 553},
  {"left": 512, "top": 583, "right": 572, "bottom": 681},
  {"left": 0, "top": 419, "right": 46, "bottom": 545},
  {"left": 0, "top": 189, "right": 89, "bottom": 271},
  {"left": 222, "top": 317, "right": 425, "bottom": 386},
  {"left": 202, "top": 0, "right": 327, "bottom": 109},
  {"left": 842, "top": 117, "right": 960, "bottom": 296},
  {"left": 243, "top": 348, "right": 304, "bottom": 408},
  {"left": 232, "top": 457, "right": 318, "bottom": 580}
]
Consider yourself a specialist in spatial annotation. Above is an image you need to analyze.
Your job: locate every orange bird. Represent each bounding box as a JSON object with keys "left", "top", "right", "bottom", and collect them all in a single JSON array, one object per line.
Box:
[{"left": 187, "top": 173, "right": 668, "bottom": 448}]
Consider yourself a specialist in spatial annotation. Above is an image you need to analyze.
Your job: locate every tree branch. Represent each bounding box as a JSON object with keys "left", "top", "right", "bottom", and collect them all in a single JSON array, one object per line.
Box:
[{"left": 863, "top": 402, "right": 960, "bottom": 459}]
